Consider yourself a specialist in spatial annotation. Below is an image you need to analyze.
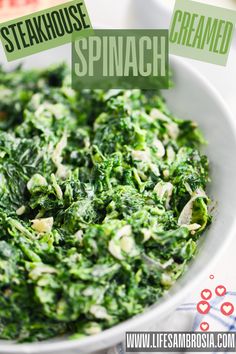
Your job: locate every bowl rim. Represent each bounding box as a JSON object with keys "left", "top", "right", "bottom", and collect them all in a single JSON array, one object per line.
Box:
[{"left": 1, "top": 55, "right": 236, "bottom": 353}]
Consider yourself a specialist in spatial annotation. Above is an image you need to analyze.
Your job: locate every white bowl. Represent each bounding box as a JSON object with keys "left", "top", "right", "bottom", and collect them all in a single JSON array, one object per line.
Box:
[{"left": 1, "top": 53, "right": 236, "bottom": 354}]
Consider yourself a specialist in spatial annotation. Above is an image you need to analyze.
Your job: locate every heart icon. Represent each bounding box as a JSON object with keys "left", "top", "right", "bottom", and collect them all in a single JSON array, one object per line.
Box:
[
  {"left": 197, "top": 301, "right": 210, "bottom": 314},
  {"left": 215, "top": 285, "right": 226, "bottom": 297},
  {"left": 201, "top": 289, "right": 212, "bottom": 300},
  {"left": 221, "top": 302, "right": 234, "bottom": 316},
  {"left": 200, "top": 322, "right": 209, "bottom": 331}
]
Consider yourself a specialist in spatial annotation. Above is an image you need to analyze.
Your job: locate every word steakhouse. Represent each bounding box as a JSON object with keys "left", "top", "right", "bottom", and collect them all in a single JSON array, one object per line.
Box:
[{"left": 0, "top": 0, "right": 92, "bottom": 61}]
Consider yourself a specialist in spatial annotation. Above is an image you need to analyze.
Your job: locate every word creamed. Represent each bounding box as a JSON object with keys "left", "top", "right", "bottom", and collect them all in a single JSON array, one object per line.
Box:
[{"left": 170, "top": 10, "right": 233, "bottom": 54}]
